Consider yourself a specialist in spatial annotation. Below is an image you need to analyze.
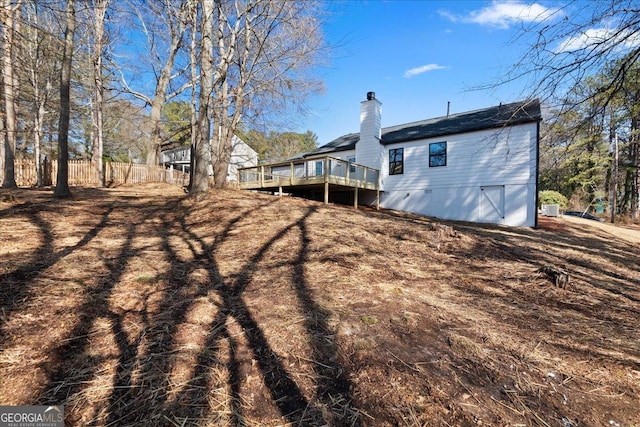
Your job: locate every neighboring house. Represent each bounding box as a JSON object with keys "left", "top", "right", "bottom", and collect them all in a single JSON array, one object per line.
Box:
[
  {"left": 160, "top": 135, "right": 258, "bottom": 182},
  {"left": 271, "top": 92, "right": 542, "bottom": 227}
]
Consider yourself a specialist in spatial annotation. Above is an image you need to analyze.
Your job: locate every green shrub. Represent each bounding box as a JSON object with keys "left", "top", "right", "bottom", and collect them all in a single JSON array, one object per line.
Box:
[{"left": 539, "top": 190, "right": 569, "bottom": 209}]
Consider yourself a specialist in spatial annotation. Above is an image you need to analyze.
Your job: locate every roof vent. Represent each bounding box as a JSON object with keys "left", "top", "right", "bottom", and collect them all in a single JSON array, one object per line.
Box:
[{"left": 366, "top": 91, "right": 375, "bottom": 101}]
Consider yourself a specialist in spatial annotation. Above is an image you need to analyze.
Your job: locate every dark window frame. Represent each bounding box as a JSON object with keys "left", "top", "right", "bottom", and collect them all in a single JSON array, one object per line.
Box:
[
  {"left": 429, "top": 142, "right": 447, "bottom": 167},
  {"left": 389, "top": 148, "right": 404, "bottom": 175}
]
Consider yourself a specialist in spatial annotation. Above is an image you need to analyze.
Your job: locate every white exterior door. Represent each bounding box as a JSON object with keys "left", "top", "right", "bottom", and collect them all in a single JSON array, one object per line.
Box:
[{"left": 480, "top": 185, "right": 505, "bottom": 222}]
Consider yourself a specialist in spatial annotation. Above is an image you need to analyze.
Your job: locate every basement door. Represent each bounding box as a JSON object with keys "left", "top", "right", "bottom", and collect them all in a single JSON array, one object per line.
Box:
[{"left": 480, "top": 185, "right": 505, "bottom": 222}]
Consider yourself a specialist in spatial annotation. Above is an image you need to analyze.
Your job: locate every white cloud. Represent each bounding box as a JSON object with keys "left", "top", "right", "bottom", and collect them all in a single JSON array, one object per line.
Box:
[
  {"left": 555, "top": 27, "right": 640, "bottom": 53},
  {"left": 438, "top": 9, "right": 458, "bottom": 23},
  {"left": 403, "top": 64, "right": 447, "bottom": 78},
  {"left": 440, "top": 1, "right": 562, "bottom": 29}
]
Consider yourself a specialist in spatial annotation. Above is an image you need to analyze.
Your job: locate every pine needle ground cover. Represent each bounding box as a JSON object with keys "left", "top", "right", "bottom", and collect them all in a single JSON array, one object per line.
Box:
[{"left": 1, "top": 184, "right": 639, "bottom": 426}]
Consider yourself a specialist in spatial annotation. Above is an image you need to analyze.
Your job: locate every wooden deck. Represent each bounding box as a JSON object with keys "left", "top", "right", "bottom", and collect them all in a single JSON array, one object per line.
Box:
[{"left": 238, "top": 156, "right": 380, "bottom": 208}]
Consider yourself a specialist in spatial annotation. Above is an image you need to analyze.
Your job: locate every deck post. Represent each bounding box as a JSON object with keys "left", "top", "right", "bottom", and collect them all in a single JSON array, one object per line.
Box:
[
  {"left": 324, "top": 157, "right": 330, "bottom": 204},
  {"left": 260, "top": 165, "right": 264, "bottom": 188},
  {"left": 290, "top": 162, "right": 294, "bottom": 186},
  {"left": 324, "top": 182, "right": 329, "bottom": 204},
  {"left": 354, "top": 187, "right": 358, "bottom": 209},
  {"left": 278, "top": 185, "right": 282, "bottom": 197},
  {"left": 324, "top": 157, "right": 329, "bottom": 182},
  {"left": 346, "top": 160, "right": 350, "bottom": 184}
]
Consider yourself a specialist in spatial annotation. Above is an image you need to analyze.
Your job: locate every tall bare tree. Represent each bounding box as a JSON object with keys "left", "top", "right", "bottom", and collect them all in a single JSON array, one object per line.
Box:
[
  {"left": 23, "top": 0, "right": 59, "bottom": 187},
  {"left": 512, "top": 1, "right": 640, "bottom": 114},
  {"left": 187, "top": 0, "right": 199, "bottom": 190},
  {"left": 54, "top": 0, "right": 75, "bottom": 198},
  {"left": 1, "top": 0, "right": 22, "bottom": 188},
  {"left": 119, "top": 0, "right": 192, "bottom": 166},
  {"left": 89, "top": 0, "right": 109, "bottom": 186},
  {"left": 190, "top": 0, "right": 212, "bottom": 194},
  {"left": 510, "top": 1, "right": 640, "bottom": 220},
  {"left": 208, "top": 0, "right": 325, "bottom": 188}
]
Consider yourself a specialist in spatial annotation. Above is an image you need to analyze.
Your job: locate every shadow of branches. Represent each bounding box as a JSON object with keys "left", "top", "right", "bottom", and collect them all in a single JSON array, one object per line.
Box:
[
  {"left": 22, "top": 192, "right": 359, "bottom": 426},
  {"left": 0, "top": 202, "right": 114, "bottom": 345}
]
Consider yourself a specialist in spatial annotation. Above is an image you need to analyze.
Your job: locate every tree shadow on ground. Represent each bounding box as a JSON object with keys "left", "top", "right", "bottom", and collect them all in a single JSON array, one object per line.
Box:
[
  {"left": 28, "top": 193, "right": 359, "bottom": 426},
  {"left": 0, "top": 200, "right": 114, "bottom": 346},
  {"left": 36, "top": 199, "right": 176, "bottom": 420}
]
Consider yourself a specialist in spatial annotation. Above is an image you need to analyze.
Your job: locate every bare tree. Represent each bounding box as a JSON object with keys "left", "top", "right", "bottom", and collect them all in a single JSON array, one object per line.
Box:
[
  {"left": 54, "top": 0, "right": 75, "bottom": 198},
  {"left": 190, "top": 0, "right": 212, "bottom": 194},
  {"left": 118, "top": 0, "right": 192, "bottom": 166},
  {"left": 511, "top": 1, "right": 640, "bottom": 113},
  {"left": 23, "top": 0, "right": 60, "bottom": 187},
  {"left": 187, "top": 0, "right": 199, "bottom": 190},
  {"left": 209, "top": 0, "right": 325, "bottom": 188},
  {"left": 0, "top": 87, "right": 4, "bottom": 181},
  {"left": 1, "top": 0, "right": 22, "bottom": 188},
  {"left": 89, "top": 0, "right": 109, "bottom": 186},
  {"left": 509, "top": 1, "right": 640, "bottom": 220}
]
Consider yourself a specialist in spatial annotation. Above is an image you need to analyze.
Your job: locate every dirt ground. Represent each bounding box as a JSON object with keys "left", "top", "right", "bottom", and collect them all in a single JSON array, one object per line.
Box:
[{"left": 1, "top": 184, "right": 639, "bottom": 426}]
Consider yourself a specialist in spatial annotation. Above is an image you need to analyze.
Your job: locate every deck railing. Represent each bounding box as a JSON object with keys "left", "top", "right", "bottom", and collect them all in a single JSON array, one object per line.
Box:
[{"left": 238, "top": 156, "right": 379, "bottom": 191}]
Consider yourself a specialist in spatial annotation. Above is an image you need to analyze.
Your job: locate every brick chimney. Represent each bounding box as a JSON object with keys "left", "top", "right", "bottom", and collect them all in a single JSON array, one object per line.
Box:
[{"left": 356, "top": 91, "right": 382, "bottom": 170}]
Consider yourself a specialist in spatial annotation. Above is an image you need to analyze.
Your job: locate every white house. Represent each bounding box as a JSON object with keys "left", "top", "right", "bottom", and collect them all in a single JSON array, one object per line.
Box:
[
  {"left": 160, "top": 135, "right": 258, "bottom": 182},
  {"left": 291, "top": 92, "right": 542, "bottom": 227}
]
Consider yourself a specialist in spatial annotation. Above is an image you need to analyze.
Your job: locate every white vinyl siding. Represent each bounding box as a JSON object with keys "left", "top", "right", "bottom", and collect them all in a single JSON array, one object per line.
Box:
[
  {"left": 357, "top": 98, "right": 382, "bottom": 170},
  {"left": 228, "top": 136, "right": 258, "bottom": 181},
  {"left": 379, "top": 123, "right": 537, "bottom": 227}
]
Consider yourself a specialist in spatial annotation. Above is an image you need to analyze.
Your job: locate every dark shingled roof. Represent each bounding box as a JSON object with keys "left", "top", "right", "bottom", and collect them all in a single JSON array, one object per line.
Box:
[{"left": 300, "top": 99, "right": 541, "bottom": 158}]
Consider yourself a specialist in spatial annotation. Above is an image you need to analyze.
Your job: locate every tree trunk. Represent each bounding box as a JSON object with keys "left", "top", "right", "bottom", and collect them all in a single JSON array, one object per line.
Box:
[
  {"left": 631, "top": 134, "right": 639, "bottom": 219},
  {"left": 0, "top": 103, "right": 5, "bottom": 184},
  {"left": 209, "top": 0, "right": 237, "bottom": 189},
  {"left": 188, "top": 0, "right": 198, "bottom": 192},
  {"left": 1, "top": 0, "right": 20, "bottom": 188},
  {"left": 143, "top": 5, "right": 187, "bottom": 167},
  {"left": 35, "top": 100, "right": 45, "bottom": 187},
  {"left": 28, "top": 3, "right": 45, "bottom": 187},
  {"left": 54, "top": 0, "right": 76, "bottom": 198},
  {"left": 190, "top": 0, "right": 213, "bottom": 195},
  {"left": 92, "top": 0, "right": 108, "bottom": 187}
]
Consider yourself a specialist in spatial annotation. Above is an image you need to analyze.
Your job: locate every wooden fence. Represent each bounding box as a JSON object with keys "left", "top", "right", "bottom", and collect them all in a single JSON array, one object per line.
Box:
[{"left": 0, "top": 159, "right": 189, "bottom": 188}]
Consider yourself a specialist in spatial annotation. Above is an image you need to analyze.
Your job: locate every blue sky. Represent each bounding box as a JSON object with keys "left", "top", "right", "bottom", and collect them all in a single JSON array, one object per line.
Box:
[{"left": 296, "top": 0, "right": 563, "bottom": 146}]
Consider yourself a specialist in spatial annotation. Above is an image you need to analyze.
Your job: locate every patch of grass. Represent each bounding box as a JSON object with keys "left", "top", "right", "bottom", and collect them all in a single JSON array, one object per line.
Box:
[
  {"left": 135, "top": 274, "right": 161, "bottom": 284},
  {"left": 360, "top": 315, "right": 377, "bottom": 325}
]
